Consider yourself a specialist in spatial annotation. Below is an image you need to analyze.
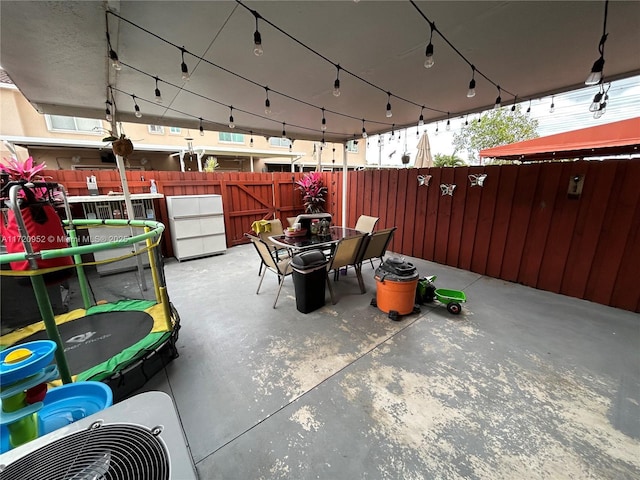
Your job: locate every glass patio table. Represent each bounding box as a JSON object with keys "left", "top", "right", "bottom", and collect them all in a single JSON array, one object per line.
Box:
[{"left": 269, "top": 226, "right": 363, "bottom": 252}]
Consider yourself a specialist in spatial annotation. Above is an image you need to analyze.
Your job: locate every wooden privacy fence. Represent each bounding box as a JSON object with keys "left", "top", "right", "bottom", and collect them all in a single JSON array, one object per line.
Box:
[
  {"left": 46, "top": 160, "right": 640, "bottom": 312},
  {"left": 345, "top": 160, "right": 640, "bottom": 313},
  {"left": 45, "top": 169, "right": 344, "bottom": 255}
]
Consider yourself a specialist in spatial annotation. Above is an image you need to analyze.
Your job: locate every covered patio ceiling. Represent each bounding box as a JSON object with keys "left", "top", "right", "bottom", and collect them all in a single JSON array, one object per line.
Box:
[{"left": 1, "top": 1, "right": 639, "bottom": 145}]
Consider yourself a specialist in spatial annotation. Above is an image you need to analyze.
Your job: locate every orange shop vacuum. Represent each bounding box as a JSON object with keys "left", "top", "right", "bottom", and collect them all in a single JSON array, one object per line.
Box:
[{"left": 371, "top": 257, "right": 420, "bottom": 321}]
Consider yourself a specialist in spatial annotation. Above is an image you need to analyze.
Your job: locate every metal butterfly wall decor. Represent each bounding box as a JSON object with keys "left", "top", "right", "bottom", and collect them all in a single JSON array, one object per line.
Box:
[
  {"left": 468, "top": 174, "right": 488, "bottom": 187},
  {"left": 417, "top": 174, "right": 432, "bottom": 186},
  {"left": 440, "top": 184, "right": 456, "bottom": 196}
]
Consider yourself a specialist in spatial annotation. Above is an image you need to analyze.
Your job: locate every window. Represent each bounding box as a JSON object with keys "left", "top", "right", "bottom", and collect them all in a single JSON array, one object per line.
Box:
[
  {"left": 219, "top": 132, "right": 244, "bottom": 143},
  {"left": 169, "top": 127, "right": 182, "bottom": 135},
  {"left": 148, "top": 125, "right": 165, "bottom": 134},
  {"left": 269, "top": 137, "right": 292, "bottom": 148},
  {"left": 45, "top": 115, "right": 103, "bottom": 134},
  {"left": 346, "top": 140, "right": 359, "bottom": 153}
]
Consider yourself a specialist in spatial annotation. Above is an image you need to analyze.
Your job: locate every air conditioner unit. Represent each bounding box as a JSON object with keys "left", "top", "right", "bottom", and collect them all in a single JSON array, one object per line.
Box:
[{"left": 0, "top": 391, "right": 197, "bottom": 479}]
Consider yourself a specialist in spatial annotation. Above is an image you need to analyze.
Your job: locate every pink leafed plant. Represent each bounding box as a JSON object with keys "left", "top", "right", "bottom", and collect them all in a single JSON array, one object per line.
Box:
[
  {"left": 295, "top": 172, "right": 327, "bottom": 213},
  {"left": 1, "top": 156, "right": 50, "bottom": 201}
]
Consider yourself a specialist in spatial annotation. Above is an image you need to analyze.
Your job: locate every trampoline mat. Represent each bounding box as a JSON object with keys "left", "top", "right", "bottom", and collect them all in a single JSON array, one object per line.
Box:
[{"left": 18, "top": 311, "right": 154, "bottom": 376}]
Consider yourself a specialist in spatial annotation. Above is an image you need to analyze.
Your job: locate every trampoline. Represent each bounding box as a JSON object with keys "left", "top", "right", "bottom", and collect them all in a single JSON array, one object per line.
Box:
[{"left": 1, "top": 182, "right": 180, "bottom": 402}]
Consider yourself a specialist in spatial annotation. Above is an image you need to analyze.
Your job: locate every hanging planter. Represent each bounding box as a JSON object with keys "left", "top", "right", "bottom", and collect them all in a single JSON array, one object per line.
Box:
[
  {"left": 0, "top": 157, "right": 73, "bottom": 282},
  {"left": 401, "top": 153, "right": 411, "bottom": 165}
]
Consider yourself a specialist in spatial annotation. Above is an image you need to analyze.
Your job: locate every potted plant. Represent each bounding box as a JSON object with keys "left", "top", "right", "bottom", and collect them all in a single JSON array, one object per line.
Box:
[
  {"left": 295, "top": 172, "right": 327, "bottom": 213},
  {"left": 0, "top": 156, "right": 73, "bottom": 279}
]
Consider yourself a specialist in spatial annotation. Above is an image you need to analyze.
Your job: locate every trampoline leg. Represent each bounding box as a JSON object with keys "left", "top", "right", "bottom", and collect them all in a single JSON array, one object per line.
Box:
[
  {"left": 69, "top": 228, "right": 91, "bottom": 309},
  {"left": 146, "top": 227, "right": 163, "bottom": 304},
  {"left": 31, "top": 274, "right": 72, "bottom": 384}
]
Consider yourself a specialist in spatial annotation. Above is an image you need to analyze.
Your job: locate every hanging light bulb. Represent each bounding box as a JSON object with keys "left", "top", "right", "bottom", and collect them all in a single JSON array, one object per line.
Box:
[
  {"left": 418, "top": 106, "right": 425, "bottom": 126},
  {"left": 199, "top": 118, "right": 204, "bottom": 136},
  {"left": 585, "top": 1, "right": 608, "bottom": 85},
  {"left": 511, "top": 96, "right": 517, "bottom": 112},
  {"left": 361, "top": 119, "right": 367, "bottom": 139},
  {"left": 549, "top": 96, "right": 555, "bottom": 113},
  {"left": 321, "top": 107, "right": 327, "bottom": 131},
  {"left": 179, "top": 47, "right": 190, "bottom": 81},
  {"left": 264, "top": 87, "right": 271, "bottom": 115},
  {"left": 465, "top": 115, "right": 469, "bottom": 126},
  {"left": 385, "top": 93, "right": 392, "bottom": 118},
  {"left": 446, "top": 113, "right": 451, "bottom": 131},
  {"left": 424, "top": 22, "right": 435, "bottom": 68},
  {"left": 228, "top": 106, "right": 235, "bottom": 129},
  {"left": 253, "top": 13, "right": 263, "bottom": 56},
  {"left": 435, "top": 122, "right": 439, "bottom": 136},
  {"left": 109, "top": 48, "right": 121, "bottom": 71},
  {"left": 494, "top": 86, "right": 502, "bottom": 109},
  {"left": 154, "top": 77, "right": 163, "bottom": 103},
  {"left": 105, "top": 101, "right": 112, "bottom": 122},
  {"left": 477, "top": 115, "right": 481, "bottom": 123},
  {"left": 132, "top": 95, "right": 142, "bottom": 118},
  {"left": 526, "top": 100, "right": 532, "bottom": 115},
  {"left": 282, "top": 122, "right": 286, "bottom": 139},
  {"left": 321, "top": 133, "right": 326, "bottom": 147},
  {"left": 589, "top": 91, "right": 603, "bottom": 112},
  {"left": 333, "top": 65, "right": 341, "bottom": 97},
  {"left": 586, "top": 56, "right": 605, "bottom": 86},
  {"left": 467, "top": 65, "right": 476, "bottom": 98},
  {"left": 391, "top": 125, "right": 395, "bottom": 139},
  {"left": 250, "top": 131, "right": 254, "bottom": 147}
]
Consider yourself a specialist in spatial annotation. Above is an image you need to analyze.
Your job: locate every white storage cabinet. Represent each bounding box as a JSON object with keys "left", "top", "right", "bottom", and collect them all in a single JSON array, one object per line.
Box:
[{"left": 166, "top": 195, "right": 226, "bottom": 261}]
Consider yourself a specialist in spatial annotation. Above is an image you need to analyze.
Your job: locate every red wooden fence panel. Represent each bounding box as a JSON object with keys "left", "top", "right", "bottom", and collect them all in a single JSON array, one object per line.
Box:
[{"left": 500, "top": 163, "right": 539, "bottom": 282}]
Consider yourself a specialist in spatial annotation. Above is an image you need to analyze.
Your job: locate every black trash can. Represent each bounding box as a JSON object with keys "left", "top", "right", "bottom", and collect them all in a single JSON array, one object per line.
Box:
[{"left": 291, "top": 249, "right": 328, "bottom": 313}]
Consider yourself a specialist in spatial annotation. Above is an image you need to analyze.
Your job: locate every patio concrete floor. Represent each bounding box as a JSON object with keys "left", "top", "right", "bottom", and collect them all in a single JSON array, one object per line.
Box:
[{"left": 73, "top": 244, "right": 639, "bottom": 479}]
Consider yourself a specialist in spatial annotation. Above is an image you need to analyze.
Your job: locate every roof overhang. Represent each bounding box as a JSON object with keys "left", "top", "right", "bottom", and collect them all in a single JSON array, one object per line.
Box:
[{"left": 480, "top": 117, "right": 640, "bottom": 161}]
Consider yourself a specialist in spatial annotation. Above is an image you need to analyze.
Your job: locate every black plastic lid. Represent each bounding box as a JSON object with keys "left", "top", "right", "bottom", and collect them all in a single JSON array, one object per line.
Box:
[
  {"left": 291, "top": 249, "right": 327, "bottom": 269},
  {"left": 375, "top": 257, "right": 418, "bottom": 282}
]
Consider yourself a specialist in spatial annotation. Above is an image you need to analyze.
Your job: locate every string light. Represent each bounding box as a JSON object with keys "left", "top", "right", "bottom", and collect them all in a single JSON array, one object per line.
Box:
[
  {"left": 199, "top": 117, "right": 204, "bottom": 136},
  {"left": 494, "top": 86, "right": 502, "bottom": 109},
  {"left": 132, "top": 95, "right": 142, "bottom": 118},
  {"left": 333, "top": 65, "right": 341, "bottom": 97},
  {"left": 264, "top": 87, "right": 271, "bottom": 114},
  {"left": 321, "top": 107, "right": 327, "bottom": 131},
  {"left": 361, "top": 119, "right": 367, "bottom": 139},
  {"left": 228, "top": 106, "right": 235, "bottom": 128},
  {"left": 282, "top": 122, "right": 286, "bottom": 139},
  {"left": 180, "top": 47, "right": 190, "bottom": 81},
  {"left": 464, "top": 114, "right": 469, "bottom": 126},
  {"left": 105, "top": 7, "right": 522, "bottom": 145},
  {"left": 549, "top": 96, "right": 555, "bottom": 113},
  {"left": 585, "top": 0, "right": 608, "bottom": 85},
  {"left": 250, "top": 130, "right": 254, "bottom": 146},
  {"left": 435, "top": 122, "right": 439, "bottom": 136},
  {"left": 511, "top": 95, "right": 517, "bottom": 112},
  {"left": 526, "top": 99, "right": 532, "bottom": 115},
  {"left": 418, "top": 106, "right": 425, "bottom": 126},
  {"left": 589, "top": 89, "right": 604, "bottom": 112},
  {"left": 424, "top": 21, "right": 435, "bottom": 68},
  {"left": 467, "top": 65, "right": 476, "bottom": 98},
  {"left": 253, "top": 11, "right": 263, "bottom": 56},
  {"left": 107, "top": 32, "right": 121, "bottom": 70},
  {"left": 385, "top": 92, "right": 393, "bottom": 118},
  {"left": 154, "top": 77, "right": 163, "bottom": 103},
  {"left": 105, "top": 100, "right": 113, "bottom": 122},
  {"left": 445, "top": 113, "right": 450, "bottom": 131}
]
